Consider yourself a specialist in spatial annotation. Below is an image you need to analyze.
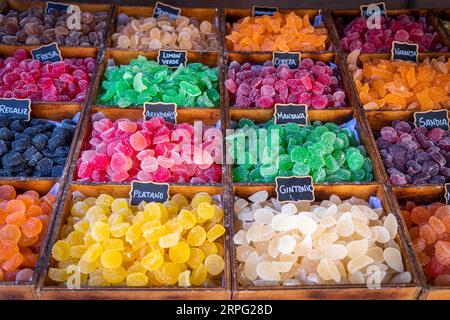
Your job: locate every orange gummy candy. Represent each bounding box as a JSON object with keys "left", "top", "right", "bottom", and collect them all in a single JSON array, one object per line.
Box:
[{"left": 0, "top": 185, "right": 16, "bottom": 201}]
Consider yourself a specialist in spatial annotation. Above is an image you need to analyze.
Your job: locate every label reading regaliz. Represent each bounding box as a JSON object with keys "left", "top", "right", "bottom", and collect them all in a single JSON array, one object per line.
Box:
[
  {"left": 153, "top": 1, "right": 181, "bottom": 19},
  {"left": 414, "top": 109, "right": 449, "bottom": 131},
  {"left": 45, "top": 1, "right": 70, "bottom": 14},
  {"left": 360, "top": 2, "right": 387, "bottom": 18},
  {"left": 274, "top": 104, "right": 308, "bottom": 125},
  {"left": 143, "top": 102, "right": 177, "bottom": 123},
  {"left": 391, "top": 41, "right": 418, "bottom": 63},
  {"left": 252, "top": 6, "right": 278, "bottom": 17},
  {"left": 445, "top": 184, "right": 450, "bottom": 205},
  {"left": 31, "top": 42, "right": 62, "bottom": 63},
  {"left": 157, "top": 50, "right": 187, "bottom": 68},
  {"left": 276, "top": 176, "right": 315, "bottom": 202},
  {"left": 273, "top": 52, "right": 301, "bottom": 69},
  {"left": 129, "top": 181, "right": 170, "bottom": 206},
  {"left": 0, "top": 98, "right": 31, "bottom": 121}
]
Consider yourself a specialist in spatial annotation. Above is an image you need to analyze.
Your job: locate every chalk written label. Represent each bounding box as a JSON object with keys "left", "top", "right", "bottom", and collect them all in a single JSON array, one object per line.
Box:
[
  {"left": 31, "top": 42, "right": 62, "bottom": 63},
  {"left": 252, "top": 6, "right": 278, "bottom": 17},
  {"left": 391, "top": 41, "right": 418, "bottom": 62},
  {"left": 45, "top": 1, "right": 70, "bottom": 14},
  {"left": 274, "top": 104, "right": 308, "bottom": 125},
  {"left": 276, "top": 176, "right": 315, "bottom": 202},
  {"left": 157, "top": 50, "right": 187, "bottom": 68},
  {"left": 0, "top": 98, "right": 31, "bottom": 121},
  {"left": 360, "top": 2, "right": 387, "bottom": 18},
  {"left": 143, "top": 102, "right": 177, "bottom": 123},
  {"left": 414, "top": 110, "right": 449, "bottom": 131},
  {"left": 129, "top": 181, "right": 169, "bottom": 206},
  {"left": 153, "top": 2, "right": 181, "bottom": 19},
  {"left": 272, "top": 52, "right": 301, "bottom": 69},
  {"left": 445, "top": 184, "right": 450, "bottom": 205}
]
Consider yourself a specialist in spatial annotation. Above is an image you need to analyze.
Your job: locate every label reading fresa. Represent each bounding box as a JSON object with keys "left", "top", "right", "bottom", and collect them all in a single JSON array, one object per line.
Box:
[{"left": 31, "top": 42, "right": 62, "bottom": 63}]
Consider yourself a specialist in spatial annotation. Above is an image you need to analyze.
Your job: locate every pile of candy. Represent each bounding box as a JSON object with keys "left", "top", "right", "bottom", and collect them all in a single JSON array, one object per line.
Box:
[
  {"left": 77, "top": 116, "right": 222, "bottom": 183},
  {"left": 0, "top": 117, "right": 76, "bottom": 177},
  {"left": 376, "top": 121, "right": 450, "bottom": 185},
  {"left": 401, "top": 202, "right": 450, "bottom": 286},
  {"left": 49, "top": 192, "right": 225, "bottom": 287},
  {"left": 226, "top": 12, "right": 328, "bottom": 52},
  {"left": 230, "top": 119, "right": 373, "bottom": 183},
  {"left": 348, "top": 50, "right": 450, "bottom": 111},
  {"left": 234, "top": 191, "right": 411, "bottom": 286},
  {"left": 98, "top": 56, "right": 219, "bottom": 108},
  {"left": 0, "top": 49, "right": 94, "bottom": 102},
  {"left": 0, "top": 185, "right": 55, "bottom": 282},
  {"left": 0, "top": 6, "right": 108, "bottom": 47},
  {"left": 335, "top": 14, "right": 447, "bottom": 53},
  {"left": 112, "top": 13, "right": 218, "bottom": 51},
  {"left": 225, "top": 59, "right": 346, "bottom": 109}
]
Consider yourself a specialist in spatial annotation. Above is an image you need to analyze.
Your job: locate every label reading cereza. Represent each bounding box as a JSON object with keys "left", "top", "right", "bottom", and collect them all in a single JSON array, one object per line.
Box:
[
  {"left": 157, "top": 50, "right": 187, "bottom": 68},
  {"left": 0, "top": 98, "right": 31, "bottom": 121},
  {"left": 252, "top": 6, "right": 278, "bottom": 17},
  {"left": 31, "top": 42, "right": 62, "bottom": 63},
  {"left": 272, "top": 51, "right": 301, "bottom": 69},
  {"left": 153, "top": 2, "right": 181, "bottom": 19},
  {"left": 143, "top": 102, "right": 177, "bottom": 124},
  {"left": 391, "top": 41, "right": 418, "bottom": 63},
  {"left": 414, "top": 109, "right": 449, "bottom": 131},
  {"left": 274, "top": 104, "right": 308, "bottom": 125},
  {"left": 275, "top": 176, "right": 315, "bottom": 202},
  {"left": 129, "top": 181, "right": 170, "bottom": 206}
]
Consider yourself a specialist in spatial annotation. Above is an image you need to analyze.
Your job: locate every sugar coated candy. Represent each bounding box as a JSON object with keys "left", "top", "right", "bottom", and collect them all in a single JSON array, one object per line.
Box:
[
  {"left": 49, "top": 192, "right": 225, "bottom": 287},
  {"left": 226, "top": 12, "right": 328, "bottom": 52},
  {"left": 233, "top": 191, "right": 411, "bottom": 286}
]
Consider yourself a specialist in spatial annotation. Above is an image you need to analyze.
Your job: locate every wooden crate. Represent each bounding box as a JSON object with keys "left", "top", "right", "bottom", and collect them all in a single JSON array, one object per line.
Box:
[
  {"left": 222, "top": 8, "right": 333, "bottom": 53},
  {"left": 91, "top": 49, "right": 223, "bottom": 108},
  {"left": 37, "top": 183, "right": 232, "bottom": 300},
  {"left": 391, "top": 185, "right": 450, "bottom": 299},
  {"left": 105, "top": 5, "right": 220, "bottom": 53},
  {"left": 0, "top": 0, "right": 113, "bottom": 53},
  {"left": 230, "top": 184, "right": 421, "bottom": 299},
  {"left": 432, "top": 9, "right": 450, "bottom": 44},
  {"left": 0, "top": 179, "right": 61, "bottom": 300}
]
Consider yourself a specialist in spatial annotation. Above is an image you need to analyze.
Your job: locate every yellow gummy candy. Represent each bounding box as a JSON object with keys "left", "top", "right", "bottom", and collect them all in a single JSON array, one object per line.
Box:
[
  {"left": 187, "top": 226, "right": 206, "bottom": 247},
  {"left": 169, "top": 241, "right": 191, "bottom": 263}
]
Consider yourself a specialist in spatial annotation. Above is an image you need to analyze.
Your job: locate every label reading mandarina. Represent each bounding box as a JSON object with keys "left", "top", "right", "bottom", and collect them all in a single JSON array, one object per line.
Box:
[
  {"left": 129, "top": 181, "right": 170, "bottom": 206},
  {"left": 143, "top": 102, "right": 177, "bottom": 124},
  {"left": 157, "top": 50, "right": 187, "bottom": 68},
  {"left": 275, "top": 176, "right": 315, "bottom": 202},
  {"left": 272, "top": 51, "right": 301, "bottom": 69},
  {"left": 360, "top": 2, "right": 387, "bottom": 18},
  {"left": 153, "top": 2, "right": 181, "bottom": 19},
  {"left": 252, "top": 6, "right": 278, "bottom": 17},
  {"left": 391, "top": 41, "right": 418, "bottom": 63},
  {"left": 274, "top": 104, "right": 308, "bottom": 125},
  {"left": 414, "top": 109, "right": 449, "bottom": 131},
  {"left": 0, "top": 98, "right": 31, "bottom": 121},
  {"left": 31, "top": 42, "right": 62, "bottom": 63},
  {"left": 45, "top": 1, "right": 70, "bottom": 14}
]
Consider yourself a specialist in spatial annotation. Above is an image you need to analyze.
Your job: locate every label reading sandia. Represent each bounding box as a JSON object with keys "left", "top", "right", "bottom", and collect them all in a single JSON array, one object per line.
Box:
[
  {"left": 276, "top": 176, "right": 315, "bottom": 202},
  {"left": 130, "top": 181, "right": 170, "bottom": 206},
  {"left": 414, "top": 110, "right": 449, "bottom": 131}
]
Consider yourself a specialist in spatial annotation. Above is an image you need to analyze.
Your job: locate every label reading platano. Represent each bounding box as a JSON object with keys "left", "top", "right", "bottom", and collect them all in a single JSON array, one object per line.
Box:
[{"left": 130, "top": 181, "right": 170, "bottom": 206}]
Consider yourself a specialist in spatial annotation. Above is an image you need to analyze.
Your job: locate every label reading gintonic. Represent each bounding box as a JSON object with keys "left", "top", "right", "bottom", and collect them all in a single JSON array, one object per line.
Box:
[
  {"left": 143, "top": 102, "right": 177, "bottom": 124},
  {"left": 130, "top": 181, "right": 170, "bottom": 206},
  {"left": 272, "top": 51, "right": 301, "bottom": 69},
  {"left": 157, "top": 50, "right": 187, "bottom": 68},
  {"left": 153, "top": 2, "right": 181, "bottom": 19},
  {"left": 274, "top": 104, "right": 308, "bottom": 125},
  {"left": 391, "top": 41, "right": 418, "bottom": 63},
  {"left": 414, "top": 110, "right": 449, "bottom": 131},
  {"left": 0, "top": 98, "right": 31, "bottom": 121},
  {"left": 276, "top": 176, "right": 315, "bottom": 202},
  {"left": 31, "top": 42, "right": 62, "bottom": 63}
]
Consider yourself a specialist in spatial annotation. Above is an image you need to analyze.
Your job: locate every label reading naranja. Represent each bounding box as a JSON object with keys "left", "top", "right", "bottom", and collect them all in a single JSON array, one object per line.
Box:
[
  {"left": 157, "top": 50, "right": 187, "bottom": 68},
  {"left": 252, "top": 6, "right": 278, "bottom": 17},
  {"left": 272, "top": 52, "right": 301, "bottom": 69},
  {"left": 274, "top": 104, "right": 308, "bottom": 125},
  {"left": 445, "top": 184, "right": 450, "bottom": 205},
  {"left": 129, "top": 181, "right": 170, "bottom": 206},
  {"left": 0, "top": 98, "right": 31, "bottom": 121},
  {"left": 391, "top": 41, "right": 418, "bottom": 63},
  {"left": 143, "top": 102, "right": 177, "bottom": 123},
  {"left": 45, "top": 1, "right": 70, "bottom": 14},
  {"left": 153, "top": 2, "right": 181, "bottom": 19},
  {"left": 414, "top": 109, "right": 449, "bottom": 131},
  {"left": 31, "top": 42, "right": 62, "bottom": 63},
  {"left": 360, "top": 2, "right": 387, "bottom": 18},
  {"left": 275, "top": 176, "right": 315, "bottom": 202}
]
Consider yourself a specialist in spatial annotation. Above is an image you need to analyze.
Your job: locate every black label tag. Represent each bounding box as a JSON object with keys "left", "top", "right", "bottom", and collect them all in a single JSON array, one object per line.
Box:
[
  {"left": 252, "top": 6, "right": 278, "bottom": 17},
  {"left": 445, "top": 184, "right": 450, "bottom": 205},
  {"left": 157, "top": 50, "right": 187, "bottom": 68},
  {"left": 275, "top": 176, "right": 315, "bottom": 202},
  {"left": 45, "top": 1, "right": 70, "bottom": 14},
  {"left": 272, "top": 52, "right": 301, "bottom": 69},
  {"left": 143, "top": 102, "right": 177, "bottom": 123},
  {"left": 153, "top": 1, "right": 181, "bottom": 19},
  {"left": 414, "top": 110, "right": 449, "bottom": 131},
  {"left": 0, "top": 98, "right": 31, "bottom": 121},
  {"left": 274, "top": 104, "right": 308, "bottom": 125},
  {"left": 31, "top": 42, "right": 62, "bottom": 63},
  {"left": 360, "top": 2, "right": 387, "bottom": 18},
  {"left": 391, "top": 41, "right": 418, "bottom": 62},
  {"left": 129, "top": 181, "right": 170, "bottom": 206}
]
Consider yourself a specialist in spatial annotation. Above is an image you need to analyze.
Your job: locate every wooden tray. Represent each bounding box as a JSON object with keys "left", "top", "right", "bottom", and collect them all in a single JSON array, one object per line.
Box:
[
  {"left": 0, "top": 179, "right": 61, "bottom": 300},
  {"left": 431, "top": 9, "right": 450, "bottom": 44},
  {"left": 390, "top": 185, "right": 450, "bottom": 299},
  {"left": 230, "top": 184, "right": 421, "bottom": 299},
  {"left": 37, "top": 183, "right": 231, "bottom": 300}
]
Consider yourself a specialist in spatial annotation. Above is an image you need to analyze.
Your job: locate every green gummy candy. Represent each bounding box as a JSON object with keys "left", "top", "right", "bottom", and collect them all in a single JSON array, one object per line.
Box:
[
  {"left": 233, "top": 166, "right": 249, "bottom": 182},
  {"left": 180, "top": 81, "right": 201, "bottom": 97},
  {"left": 292, "top": 163, "right": 311, "bottom": 176},
  {"left": 306, "top": 153, "right": 324, "bottom": 171},
  {"left": 290, "top": 146, "right": 308, "bottom": 163},
  {"left": 347, "top": 152, "right": 365, "bottom": 171}
]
